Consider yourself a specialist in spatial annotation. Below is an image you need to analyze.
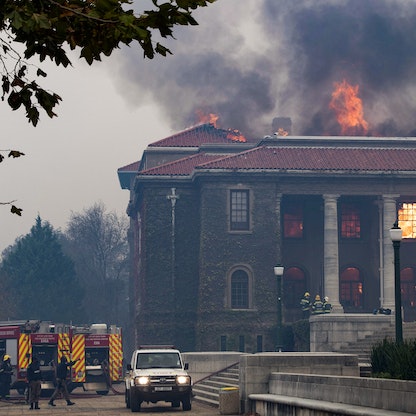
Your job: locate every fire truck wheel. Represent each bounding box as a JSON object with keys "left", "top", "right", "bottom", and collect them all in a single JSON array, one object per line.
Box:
[
  {"left": 67, "top": 383, "right": 76, "bottom": 393},
  {"left": 96, "top": 390, "right": 109, "bottom": 395}
]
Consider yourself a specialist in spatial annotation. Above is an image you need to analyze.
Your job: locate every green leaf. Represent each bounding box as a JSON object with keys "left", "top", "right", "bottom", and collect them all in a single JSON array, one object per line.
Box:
[
  {"left": 8, "top": 91, "right": 22, "bottom": 110},
  {"left": 36, "top": 68, "right": 47, "bottom": 78},
  {"left": 8, "top": 150, "right": 25, "bottom": 158},
  {"left": 11, "top": 205, "right": 23, "bottom": 216}
]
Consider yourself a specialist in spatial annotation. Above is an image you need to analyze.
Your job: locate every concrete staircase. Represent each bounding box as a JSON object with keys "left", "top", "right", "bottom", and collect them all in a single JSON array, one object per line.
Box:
[
  {"left": 192, "top": 364, "right": 239, "bottom": 408},
  {"left": 337, "top": 321, "right": 416, "bottom": 376}
]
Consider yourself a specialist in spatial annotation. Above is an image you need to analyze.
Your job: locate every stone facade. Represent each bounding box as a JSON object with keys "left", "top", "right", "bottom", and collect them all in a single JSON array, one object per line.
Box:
[{"left": 118, "top": 125, "right": 416, "bottom": 352}]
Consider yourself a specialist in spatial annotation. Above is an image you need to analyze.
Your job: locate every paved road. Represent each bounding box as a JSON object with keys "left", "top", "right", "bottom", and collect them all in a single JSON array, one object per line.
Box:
[{"left": 0, "top": 392, "right": 223, "bottom": 416}]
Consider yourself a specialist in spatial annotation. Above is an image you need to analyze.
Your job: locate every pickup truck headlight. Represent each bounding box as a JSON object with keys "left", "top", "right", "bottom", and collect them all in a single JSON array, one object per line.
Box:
[
  {"left": 176, "top": 375, "right": 191, "bottom": 385},
  {"left": 135, "top": 376, "right": 150, "bottom": 386}
]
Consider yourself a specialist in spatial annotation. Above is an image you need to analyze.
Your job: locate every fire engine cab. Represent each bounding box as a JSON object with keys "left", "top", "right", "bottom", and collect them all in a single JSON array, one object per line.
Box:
[{"left": 0, "top": 320, "right": 123, "bottom": 395}]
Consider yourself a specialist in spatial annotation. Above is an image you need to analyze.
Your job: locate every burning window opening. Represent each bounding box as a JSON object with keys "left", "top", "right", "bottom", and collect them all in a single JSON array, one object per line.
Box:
[
  {"left": 329, "top": 79, "right": 369, "bottom": 136},
  {"left": 399, "top": 202, "right": 416, "bottom": 239}
]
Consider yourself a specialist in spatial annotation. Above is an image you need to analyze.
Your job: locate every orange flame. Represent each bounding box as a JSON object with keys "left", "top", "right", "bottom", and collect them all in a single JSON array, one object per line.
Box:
[
  {"left": 196, "top": 110, "right": 219, "bottom": 127},
  {"left": 195, "top": 110, "right": 247, "bottom": 142},
  {"left": 329, "top": 79, "right": 368, "bottom": 135},
  {"left": 276, "top": 128, "right": 289, "bottom": 137},
  {"left": 226, "top": 129, "right": 247, "bottom": 143}
]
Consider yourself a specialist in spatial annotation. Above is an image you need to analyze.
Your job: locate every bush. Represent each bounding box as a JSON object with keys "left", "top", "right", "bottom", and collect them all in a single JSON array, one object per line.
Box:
[{"left": 371, "top": 338, "right": 416, "bottom": 380}]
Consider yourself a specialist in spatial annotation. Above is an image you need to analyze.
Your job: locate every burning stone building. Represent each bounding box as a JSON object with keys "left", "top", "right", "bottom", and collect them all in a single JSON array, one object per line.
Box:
[{"left": 118, "top": 123, "right": 416, "bottom": 352}]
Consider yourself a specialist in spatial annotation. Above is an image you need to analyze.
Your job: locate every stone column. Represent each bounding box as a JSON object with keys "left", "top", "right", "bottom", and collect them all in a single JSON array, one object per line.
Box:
[
  {"left": 323, "top": 194, "right": 343, "bottom": 313},
  {"left": 382, "top": 194, "right": 400, "bottom": 311}
]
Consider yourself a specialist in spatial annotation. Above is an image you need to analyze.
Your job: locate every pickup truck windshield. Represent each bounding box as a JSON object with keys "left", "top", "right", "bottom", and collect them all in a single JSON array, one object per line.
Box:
[{"left": 136, "top": 352, "right": 182, "bottom": 369}]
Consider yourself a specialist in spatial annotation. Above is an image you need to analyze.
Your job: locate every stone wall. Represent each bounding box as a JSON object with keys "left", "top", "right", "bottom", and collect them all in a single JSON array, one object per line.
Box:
[
  {"left": 239, "top": 352, "right": 359, "bottom": 413},
  {"left": 249, "top": 372, "right": 416, "bottom": 415},
  {"left": 309, "top": 313, "right": 393, "bottom": 352}
]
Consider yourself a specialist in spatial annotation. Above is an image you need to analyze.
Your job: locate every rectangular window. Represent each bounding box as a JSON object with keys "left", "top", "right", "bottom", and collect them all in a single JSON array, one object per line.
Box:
[
  {"left": 239, "top": 335, "right": 245, "bottom": 353},
  {"left": 230, "top": 190, "right": 250, "bottom": 231},
  {"left": 220, "top": 336, "right": 227, "bottom": 351},
  {"left": 399, "top": 202, "right": 416, "bottom": 239},
  {"left": 256, "top": 335, "right": 263, "bottom": 353},
  {"left": 283, "top": 204, "right": 303, "bottom": 238},
  {"left": 341, "top": 203, "right": 361, "bottom": 239},
  {"left": 231, "top": 272, "right": 249, "bottom": 309}
]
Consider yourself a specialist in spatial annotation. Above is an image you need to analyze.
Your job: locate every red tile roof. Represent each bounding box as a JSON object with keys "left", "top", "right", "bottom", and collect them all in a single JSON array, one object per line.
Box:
[
  {"left": 139, "top": 153, "right": 222, "bottom": 176},
  {"left": 148, "top": 123, "right": 252, "bottom": 147},
  {"left": 195, "top": 146, "right": 416, "bottom": 172},
  {"left": 138, "top": 145, "right": 416, "bottom": 178},
  {"left": 117, "top": 161, "right": 140, "bottom": 173}
]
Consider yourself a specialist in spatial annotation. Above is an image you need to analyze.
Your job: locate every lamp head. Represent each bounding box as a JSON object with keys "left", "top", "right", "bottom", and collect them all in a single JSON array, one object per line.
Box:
[
  {"left": 390, "top": 221, "right": 403, "bottom": 242},
  {"left": 274, "top": 265, "right": 284, "bottom": 276}
]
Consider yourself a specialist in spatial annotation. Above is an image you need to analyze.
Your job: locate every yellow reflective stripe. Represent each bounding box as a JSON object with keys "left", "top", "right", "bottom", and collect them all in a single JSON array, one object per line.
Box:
[
  {"left": 109, "top": 334, "right": 122, "bottom": 381},
  {"left": 71, "top": 334, "right": 85, "bottom": 382},
  {"left": 18, "top": 333, "right": 31, "bottom": 370}
]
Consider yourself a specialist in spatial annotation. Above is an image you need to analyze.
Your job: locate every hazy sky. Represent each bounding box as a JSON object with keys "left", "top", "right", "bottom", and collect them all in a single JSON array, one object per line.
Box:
[{"left": 2, "top": 0, "right": 416, "bottom": 254}]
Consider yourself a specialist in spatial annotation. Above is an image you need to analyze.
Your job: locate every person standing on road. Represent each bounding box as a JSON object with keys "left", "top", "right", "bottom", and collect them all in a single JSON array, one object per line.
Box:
[
  {"left": 27, "top": 355, "right": 42, "bottom": 410},
  {"left": 0, "top": 354, "right": 13, "bottom": 400},
  {"left": 48, "top": 357, "right": 77, "bottom": 407}
]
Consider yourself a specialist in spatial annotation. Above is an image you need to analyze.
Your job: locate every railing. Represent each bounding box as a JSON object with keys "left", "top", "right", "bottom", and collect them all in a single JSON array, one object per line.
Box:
[{"left": 193, "top": 361, "right": 239, "bottom": 385}]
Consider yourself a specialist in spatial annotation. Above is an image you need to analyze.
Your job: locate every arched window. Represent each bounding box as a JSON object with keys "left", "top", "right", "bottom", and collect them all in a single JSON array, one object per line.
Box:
[
  {"left": 283, "top": 267, "right": 307, "bottom": 308},
  {"left": 340, "top": 267, "right": 363, "bottom": 308},
  {"left": 401, "top": 267, "right": 416, "bottom": 307},
  {"left": 229, "top": 269, "right": 251, "bottom": 309}
]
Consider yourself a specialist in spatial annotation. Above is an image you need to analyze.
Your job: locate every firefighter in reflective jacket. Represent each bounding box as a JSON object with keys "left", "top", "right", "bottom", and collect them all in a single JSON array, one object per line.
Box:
[
  {"left": 0, "top": 354, "right": 13, "bottom": 399},
  {"left": 323, "top": 296, "right": 332, "bottom": 313},
  {"left": 311, "top": 295, "right": 325, "bottom": 314},
  {"left": 300, "top": 292, "right": 311, "bottom": 318}
]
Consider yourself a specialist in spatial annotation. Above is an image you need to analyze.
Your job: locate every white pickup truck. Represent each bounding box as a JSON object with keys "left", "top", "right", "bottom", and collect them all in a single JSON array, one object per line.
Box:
[{"left": 125, "top": 346, "right": 192, "bottom": 412}]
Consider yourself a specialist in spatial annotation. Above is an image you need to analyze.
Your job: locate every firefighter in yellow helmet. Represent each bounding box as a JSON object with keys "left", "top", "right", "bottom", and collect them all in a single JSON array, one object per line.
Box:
[
  {"left": 0, "top": 354, "right": 13, "bottom": 399},
  {"left": 299, "top": 292, "right": 311, "bottom": 318},
  {"left": 311, "top": 295, "right": 325, "bottom": 314}
]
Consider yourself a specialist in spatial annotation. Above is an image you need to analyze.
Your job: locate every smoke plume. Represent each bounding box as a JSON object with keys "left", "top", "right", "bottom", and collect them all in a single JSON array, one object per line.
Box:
[{"left": 114, "top": 0, "right": 416, "bottom": 138}]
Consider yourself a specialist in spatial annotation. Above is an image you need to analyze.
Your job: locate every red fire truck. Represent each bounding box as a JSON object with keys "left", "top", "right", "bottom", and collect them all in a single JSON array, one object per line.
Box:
[{"left": 0, "top": 320, "right": 123, "bottom": 395}]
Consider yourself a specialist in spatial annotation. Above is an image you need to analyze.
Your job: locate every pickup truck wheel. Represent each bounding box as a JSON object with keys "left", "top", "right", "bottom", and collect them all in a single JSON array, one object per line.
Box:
[
  {"left": 182, "top": 394, "right": 192, "bottom": 411},
  {"left": 130, "top": 391, "right": 142, "bottom": 413},
  {"left": 172, "top": 400, "right": 180, "bottom": 408}
]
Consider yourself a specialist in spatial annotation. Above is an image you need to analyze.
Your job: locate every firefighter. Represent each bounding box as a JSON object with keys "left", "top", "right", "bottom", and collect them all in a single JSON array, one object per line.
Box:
[
  {"left": 48, "top": 357, "right": 77, "bottom": 407},
  {"left": 27, "top": 356, "right": 42, "bottom": 410},
  {"left": 311, "top": 295, "right": 325, "bottom": 314},
  {"left": 300, "top": 292, "right": 311, "bottom": 318},
  {"left": 0, "top": 354, "right": 13, "bottom": 400},
  {"left": 323, "top": 296, "right": 332, "bottom": 313}
]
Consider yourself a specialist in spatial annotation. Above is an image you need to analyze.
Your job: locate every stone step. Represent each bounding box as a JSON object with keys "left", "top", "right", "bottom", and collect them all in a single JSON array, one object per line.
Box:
[{"left": 192, "top": 364, "right": 239, "bottom": 408}]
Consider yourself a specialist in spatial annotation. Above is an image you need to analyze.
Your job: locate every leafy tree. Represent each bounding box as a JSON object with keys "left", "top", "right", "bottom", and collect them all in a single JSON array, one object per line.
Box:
[
  {"left": 64, "top": 202, "right": 129, "bottom": 325},
  {"left": 0, "top": 215, "right": 84, "bottom": 322},
  {"left": 0, "top": 0, "right": 215, "bottom": 126},
  {"left": 0, "top": 0, "right": 215, "bottom": 214}
]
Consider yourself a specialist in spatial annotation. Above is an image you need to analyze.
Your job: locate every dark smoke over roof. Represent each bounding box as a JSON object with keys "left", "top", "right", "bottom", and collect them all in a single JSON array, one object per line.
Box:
[{"left": 114, "top": 0, "right": 416, "bottom": 138}]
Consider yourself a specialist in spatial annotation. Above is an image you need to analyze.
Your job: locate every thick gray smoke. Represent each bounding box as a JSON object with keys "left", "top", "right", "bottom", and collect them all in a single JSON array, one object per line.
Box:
[{"left": 114, "top": 0, "right": 416, "bottom": 138}]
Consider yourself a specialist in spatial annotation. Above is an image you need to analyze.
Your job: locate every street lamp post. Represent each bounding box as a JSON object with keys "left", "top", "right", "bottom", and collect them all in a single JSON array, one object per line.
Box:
[
  {"left": 274, "top": 265, "right": 285, "bottom": 352},
  {"left": 389, "top": 221, "right": 403, "bottom": 344}
]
